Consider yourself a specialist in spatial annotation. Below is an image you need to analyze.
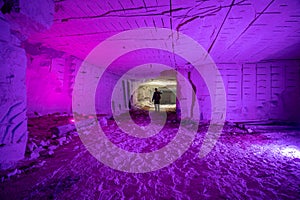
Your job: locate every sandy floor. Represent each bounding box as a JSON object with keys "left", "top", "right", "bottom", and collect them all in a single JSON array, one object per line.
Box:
[{"left": 0, "top": 113, "right": 299, "bottom": 200}]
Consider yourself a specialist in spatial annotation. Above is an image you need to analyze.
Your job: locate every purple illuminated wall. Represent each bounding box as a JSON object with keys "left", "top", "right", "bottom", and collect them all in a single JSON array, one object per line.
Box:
[
  {"left": 25, "top": 51, "right": 78, "bottom": 116},
  {"left": 0, "top": 20, "right": 27, "bottom": 167},
  {"left": 0, "top": 0, "right": 54, "bottom": 167},
  {"left": 25, "top": 51, "right": 300, "bottom": 122}
]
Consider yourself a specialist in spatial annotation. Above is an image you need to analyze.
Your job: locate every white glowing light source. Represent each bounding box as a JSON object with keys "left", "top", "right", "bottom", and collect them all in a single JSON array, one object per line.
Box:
[{"left": 280, "top": 146, "right": 300, "bottom": 159}]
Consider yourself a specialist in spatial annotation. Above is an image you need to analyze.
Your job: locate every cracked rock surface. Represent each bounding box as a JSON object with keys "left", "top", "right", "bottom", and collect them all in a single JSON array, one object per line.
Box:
[{"left": 0, "top": 112, "right": 299, "bottom": 199}]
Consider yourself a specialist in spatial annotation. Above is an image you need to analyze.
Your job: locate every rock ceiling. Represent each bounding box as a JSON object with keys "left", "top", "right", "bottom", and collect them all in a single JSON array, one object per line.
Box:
[{"left": 28, "top": 0, "right": 300, "bottom": 67}]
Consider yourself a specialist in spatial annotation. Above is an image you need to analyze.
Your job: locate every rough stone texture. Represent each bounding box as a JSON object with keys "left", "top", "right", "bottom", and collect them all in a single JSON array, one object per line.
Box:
[
  {"left": 21, "top": 0, "right": 300, "bottom": 122},
  {"left": 173, "top": 61, "right": 300, "bottom": 122},
  {"left": 24, "top": 48, "right": 300, "bottom": 123},
  {"left": 0, "top": 14, "right": 27, "bottom": 168},
  {"left": 0, "top": 113, "right": 299, "bottom": 199},
  {"left": 25, "top": 47, "right": 130, "bottom": 116},
  {"left": 40, "top": 56, "right": 299, "bottom": 122},
  {"left": 26, "top": 0, "right": 300, "bottom": 62},
  {"left": 0, "top": 17, "right": 10, "bottom": 42},
  {"left": 22, "top": 0, "right": 300, "bottom": 122},
  {"left": 0, "top": 0, "right": 54, "bottom": 168},
  {"left": 4, "top": 0, "right": 54, "bottom": 39},
  {"left": 26, "top": 52, "right": 75, "bottom": 115},
  {"left": 24, "top": 46, "right": 86, "bottom": 116},
  {"left": 216, "top": 61, "right": 300, "bottom": 122}
]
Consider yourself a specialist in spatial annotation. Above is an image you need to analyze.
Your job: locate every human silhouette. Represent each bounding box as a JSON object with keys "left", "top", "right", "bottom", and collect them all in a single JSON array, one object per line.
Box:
[{"left": 152, "top": 88, "right": 162, "bottom": 112}]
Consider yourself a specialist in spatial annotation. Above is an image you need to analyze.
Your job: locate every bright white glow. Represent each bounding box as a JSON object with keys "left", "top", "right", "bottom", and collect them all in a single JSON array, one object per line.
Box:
[
  {"left": 73, "top": 28, "right": 226, "bottom": 172},
  {"left": 252, "top": 144, "right": 300, "bottom": 159},
  {"left": 140, "top": 80, "right": 176, "bottom": 86},
  {"left": 280, "top": 146, "right": 300, "bottom": 159}
]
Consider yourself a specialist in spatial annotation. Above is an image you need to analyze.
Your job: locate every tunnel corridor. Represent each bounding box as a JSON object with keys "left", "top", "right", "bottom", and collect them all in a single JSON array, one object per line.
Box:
[{"left": 0, "top": 0, "right": 300, "bottom": 199}]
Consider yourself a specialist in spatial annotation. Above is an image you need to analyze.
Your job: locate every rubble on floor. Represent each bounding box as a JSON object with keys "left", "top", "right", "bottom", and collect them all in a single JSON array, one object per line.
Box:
[{"left": 0, "top": 112, "right": 299, "bottom": 199}]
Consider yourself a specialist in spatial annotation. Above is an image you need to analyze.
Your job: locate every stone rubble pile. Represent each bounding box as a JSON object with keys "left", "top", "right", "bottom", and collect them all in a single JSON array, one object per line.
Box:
[
  {"left": 1, "top": 111, "right": 265, "bottom": 182},
  {"left": 224, "top": 121, "right": 254, "bottom": 135},
  {"left": 0, "top": 114, "right": 79, "bottom": 182},
  {"left": 27, "top": 123, "right": 80, "bottom": 160},
  {"left": 0, "top": 113, "right": 111, "bottom": 182}
]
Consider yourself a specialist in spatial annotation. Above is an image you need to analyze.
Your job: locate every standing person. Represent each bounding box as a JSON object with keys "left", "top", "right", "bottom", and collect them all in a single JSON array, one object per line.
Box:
[{"left": 152, "top": 88, "right": 162, "bottom": 112}]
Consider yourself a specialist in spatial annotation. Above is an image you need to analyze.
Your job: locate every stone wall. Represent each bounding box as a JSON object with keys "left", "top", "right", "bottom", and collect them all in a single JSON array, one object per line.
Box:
[
  {"left": 185, "top": 61, "right": 300, "bottom": 123},
  {"left": 0, "top": 14, "right": 27, "bottom": 168},
  {"left": 0, "top": 0, "right": 54, "bottom": 168},
  {"left": 219, "top": 61, "right": 300, "bottom": 122},
  {"left": 46, "top": 58, "right": 300, "bottom": 123},
  {"left": 92, "top": 61, "right": 300, "bottom": 123},
  {"left": 26, "top": 48, "right": 80, "bottom": 116}
]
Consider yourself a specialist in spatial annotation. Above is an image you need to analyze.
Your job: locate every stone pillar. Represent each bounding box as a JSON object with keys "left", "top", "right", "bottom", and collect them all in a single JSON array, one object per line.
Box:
[
  {"left": 0, "top": 14, "right": 27, "bottom": 168},
  {"left": 176, "top": 66, "right": 194, "bottom": 119},
  {"left": 0, "top": 0, "right": 54, "bottom": 169}
]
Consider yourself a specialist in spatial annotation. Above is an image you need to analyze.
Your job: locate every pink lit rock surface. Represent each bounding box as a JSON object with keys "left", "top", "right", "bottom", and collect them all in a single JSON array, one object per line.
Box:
[
  {"left": 0, "top": 0, "right": 54, "bottom": 168},
  {"left": 0, "top": 16, "right": 27, "bottom": 167},
  {"left": 0, "top": 0, "right": 300, "bottom": 199},
  {"left": 0, "top": 114, "right": 299, "bottom": 199},
  {"left": 23, "top": 0, "right": 300, "bottom": 121},
  {"left": 28, "top": 0, "right": 300, "bottom": 63}
]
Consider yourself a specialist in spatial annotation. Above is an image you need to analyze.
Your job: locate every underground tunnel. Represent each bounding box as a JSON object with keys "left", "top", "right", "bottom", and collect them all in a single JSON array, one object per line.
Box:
[{"left": 0, "top": 0, "right": 300, "bottom": 199}]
